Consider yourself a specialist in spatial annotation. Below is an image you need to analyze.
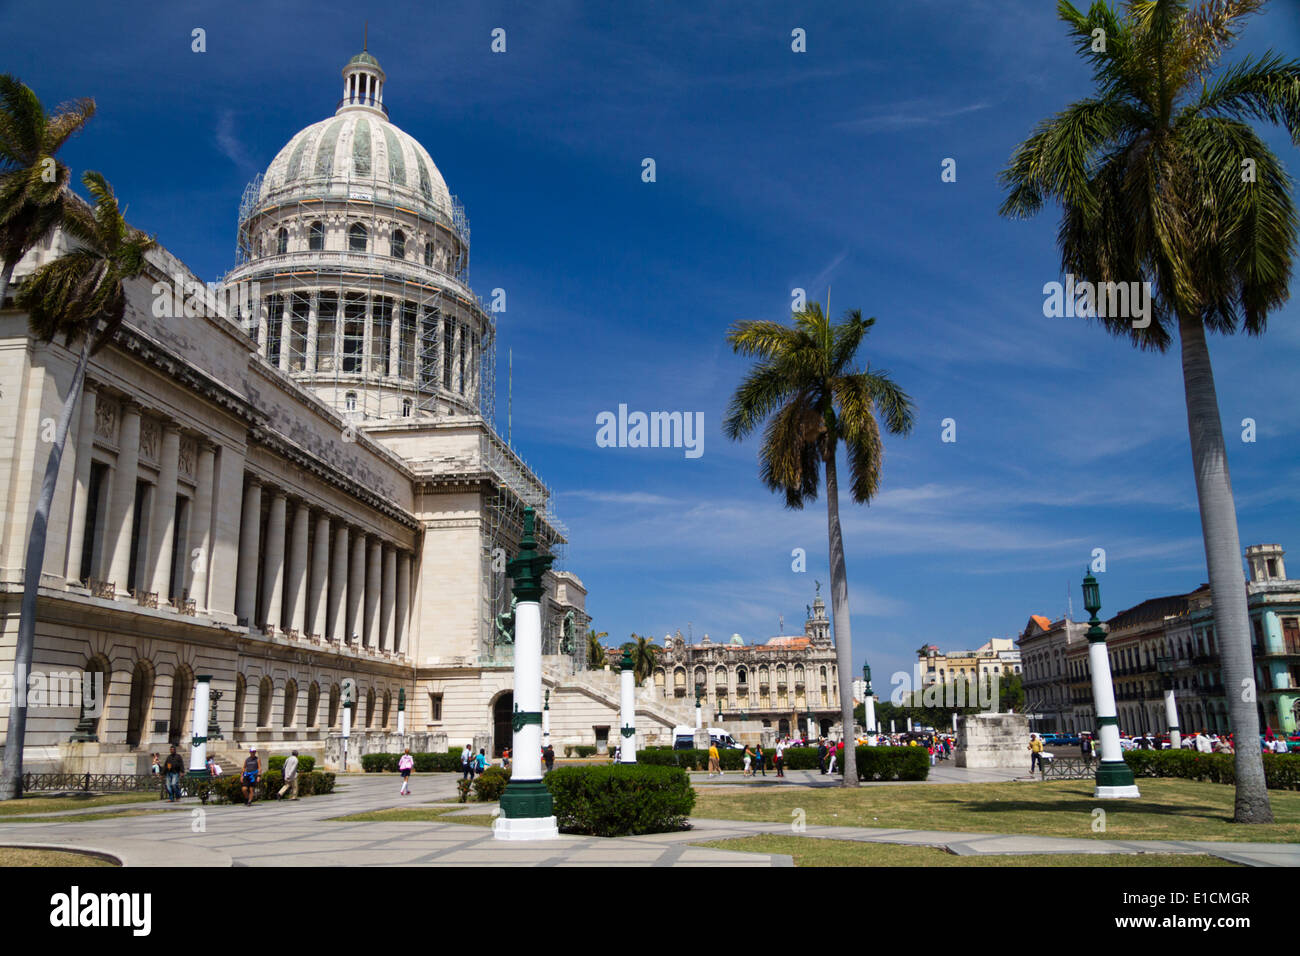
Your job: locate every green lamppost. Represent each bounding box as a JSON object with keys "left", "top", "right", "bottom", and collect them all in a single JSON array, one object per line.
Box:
[{"left": 1083, "top": 571, "right": 1140, "bottom": 798}]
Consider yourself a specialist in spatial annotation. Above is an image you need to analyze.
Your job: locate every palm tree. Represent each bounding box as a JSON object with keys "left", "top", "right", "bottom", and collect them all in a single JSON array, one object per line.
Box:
[
  {"left": 586, "top": 629, "right": 609, "bottom": 670},
  {"left": 0, "top": 172, "right": 155, "bottom": 800},
  {"left": 0, "top": 75, "right": 95, "bottom": 305},
  {"left": 1000, "top": 0, "right": 1299, "bottom": 823},
  {"left": 621, "top": 634, "right": 662, "bottom": 684},
  {"left": 724, "top": 304, "right": 915, "bottom": 786}
]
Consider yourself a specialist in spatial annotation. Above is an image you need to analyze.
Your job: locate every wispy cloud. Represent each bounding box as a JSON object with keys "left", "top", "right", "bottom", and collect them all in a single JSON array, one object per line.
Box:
[
  {"left": 215, "top": 110, "right": 255, "bottom": 172},
  {"left": 835, "top": 99, "right": 993, "bottom": 134}
]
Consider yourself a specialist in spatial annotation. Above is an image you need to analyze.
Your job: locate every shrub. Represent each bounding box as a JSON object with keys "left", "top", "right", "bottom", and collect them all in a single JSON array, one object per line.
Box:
[
  {"left": 193, "top": 770, "right": 335, "bottom": 804},
  {"left": 268, "top": 755, "right": 315, "bottom": 774},
  {"left": 362, "top": 752, "right": 464, "bottom": 773},
  {"left": 547, "top": 765, "right": 695, "bottom": 836},
  {"left": 457, "top": 779, "right": 472, "bottom": 803},
  {"left": 834, "top": 746, "right": 930, "bottom": 781},
  {"left": 1124, "top": 749, "right": 1300, "bottom": 790},
  {"left": 473, "top": 766, "right": 511, "bottom": 801},
  {"left": 574, "top": 746, "right": 597, "bottom": 758},
  {"left": 361, "top": 753, "right": 398, "bottom": 773}
]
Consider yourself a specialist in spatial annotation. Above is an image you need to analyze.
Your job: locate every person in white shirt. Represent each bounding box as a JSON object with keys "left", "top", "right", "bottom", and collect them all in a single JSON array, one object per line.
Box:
[{"left": 1195, "top": 732, "right": 1213, "bottom": 754}]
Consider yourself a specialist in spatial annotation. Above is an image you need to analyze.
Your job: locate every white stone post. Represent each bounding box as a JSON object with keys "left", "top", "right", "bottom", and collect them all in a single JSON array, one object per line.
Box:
[
  {"left": 543, "top": 690, "right": 551, "bottom": 743},
  {"left": 619, "top": 650, "right": 637, "bottom": 763},
  {"left": 1083, "top": 572, "right": 1140, "bottom": 798},
  {"left": 1164, "top": 688, "right": 1181, "bottom": 750},
  {"left": 865, "top": 696, "right": 876, "bottom": 733},
  {"left": 695, "top": 694, "right": 702, "bottom": 729},
  {"left": 189, "top": 675, "right": 212, "bottom": 775},
  {"left": 397, "top": 690, "right": 406, "bottom": 736},
  {"left": 495, "top": 507, "right": 558, "bottom": 841},
  {"left": 952, "top": 711, "right": 958, "bottom": 732}
]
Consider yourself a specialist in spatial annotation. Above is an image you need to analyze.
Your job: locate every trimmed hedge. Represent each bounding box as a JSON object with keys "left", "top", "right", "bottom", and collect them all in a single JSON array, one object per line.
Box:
[
  {"left": 361, "top": 752, "right": 464, "bottom": 773},
  {"left": 1124, "top": 749, "right": 1300, "bottom": 790},
  {"left": 189, "top": 770, "right": 336, "bottom": 804},
  {"left": 547, "top": 765, "right": 695, "bottom": 836},
  {"left": 268, "top": 755, "right": 316, "bottom": 774},
  {"left": 636, "top": 745, "right": 928, "bottom": 780},
  {"left": 473, "top": 766, "right": 511, "bottom": 801}
]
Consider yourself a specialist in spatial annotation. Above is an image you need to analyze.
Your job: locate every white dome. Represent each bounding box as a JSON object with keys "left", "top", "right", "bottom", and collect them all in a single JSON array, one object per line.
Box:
[{"left": 259, "top": 112, "right": 453, "bottom": 219}]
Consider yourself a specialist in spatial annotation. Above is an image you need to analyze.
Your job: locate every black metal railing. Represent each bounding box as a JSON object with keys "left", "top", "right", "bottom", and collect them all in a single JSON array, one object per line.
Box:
[
  {"left": 1039, "top": 757, "right": 1095, "bottom": 780},
  {"left": 21, "top": 772, "right": 227, "bottom": 795}
]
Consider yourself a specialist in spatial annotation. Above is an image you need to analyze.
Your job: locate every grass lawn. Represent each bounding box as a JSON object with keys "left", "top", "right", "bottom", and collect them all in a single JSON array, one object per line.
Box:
[
  {"left": 691, "top": 779, "right": 1300, "bottom": 843},
  {"left": 0, "top": 847, "right": 118, "bottom": 867},
  {"left": 330, "top": 806, "right": 496, "bottom": 826},
  {"left": 0, "top": 793, "right": 160, "bottom": 818},
  {"left": 692, "top": 835, "right": 1241, "bottom": 867}
]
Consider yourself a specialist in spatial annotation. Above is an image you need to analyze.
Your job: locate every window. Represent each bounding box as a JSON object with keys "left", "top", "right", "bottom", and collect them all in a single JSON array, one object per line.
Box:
[
  {"left": 424, "top": 241, "right": 434, "bottom": 267},
  {"left": 391, "top": 229, "right": 406, "bottom": 259},
  {"left": 309, "top": 221, "right": 324, "bottom": 251},
  {"left": 276, "top": 228, "right": 288, "bottom": 255},
  {"left": 402, "top": 398, "right": 413, "bottom": 417},
  {"left": 348, "top": 223, "right": 368, "bottom": 252},
  {"left": 345, "top": 391, "right": 357, "bottom": 412},
  {"left": 79, "top": 461, "right": 109, "bottom": 583},
  {"left": 443, "top": 322, "right": 455, "bottom": 389},
  {"left": 371, "top": 296, "right": 392, "bottom": 374},
  {"left": 126, "top": 480, "right": 150, "bottom": 595},
  {"left": 430, "top": 693, "right": 443, "bottom": 721},
  {"left": 315, "top": 292, "right": 337, "bottom": 372},
  {"left": 342, "top": 293, "right": 365, "bottom": 373},
  {"left": 398, "top": 301, "right": 417, "bottom": 378}
]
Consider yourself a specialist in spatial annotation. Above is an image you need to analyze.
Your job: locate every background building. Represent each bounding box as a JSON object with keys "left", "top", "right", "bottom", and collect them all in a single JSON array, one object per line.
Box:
[{"left": 918, "top": 638, "right": 1021, "bottom": 687}]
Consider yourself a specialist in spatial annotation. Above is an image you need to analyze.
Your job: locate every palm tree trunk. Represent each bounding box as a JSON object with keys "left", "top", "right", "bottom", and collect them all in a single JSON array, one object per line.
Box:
[
  {"left": 0, "top": 259, "right": 15, "bottom": 309},
  {"left": 1178, "top": 315, "right": 1272, "bottom": 823},
  {"left": 0, "top": 339, "right": 90, "bottom": 800},
  {"left": 823, "top": 450, "right": 859, "bottom": 787}
]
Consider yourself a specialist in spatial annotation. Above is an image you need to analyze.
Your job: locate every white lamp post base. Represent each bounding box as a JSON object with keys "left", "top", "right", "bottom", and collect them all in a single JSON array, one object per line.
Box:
[
  {"left": 1095, "top": 784, "right": 1142, "bottom": 799},
  {"left": 493, "top": 815, "right": 559, "bottom": 841}
]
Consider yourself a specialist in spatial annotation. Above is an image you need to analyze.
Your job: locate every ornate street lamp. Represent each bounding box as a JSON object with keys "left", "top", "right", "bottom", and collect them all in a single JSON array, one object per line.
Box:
[
  {"left": 1083, "top": 571, "right": 1140, "bottom": 798},
  {"left": 618, "top": 647, "right": 637, "bottom": 763},
  {"left": 1155, "top": 655, "right": 1182, "bottom": 748}
]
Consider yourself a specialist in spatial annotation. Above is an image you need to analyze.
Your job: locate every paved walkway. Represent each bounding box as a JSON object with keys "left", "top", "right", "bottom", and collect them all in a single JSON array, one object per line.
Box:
[{"left": 1, "top": 772, "right": 1295, "bottom": 867}]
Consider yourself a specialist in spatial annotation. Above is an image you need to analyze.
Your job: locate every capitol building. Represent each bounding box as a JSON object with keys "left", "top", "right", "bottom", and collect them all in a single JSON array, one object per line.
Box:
[{"left": 0, "top": 49, "right": 686, "bottom": 771}]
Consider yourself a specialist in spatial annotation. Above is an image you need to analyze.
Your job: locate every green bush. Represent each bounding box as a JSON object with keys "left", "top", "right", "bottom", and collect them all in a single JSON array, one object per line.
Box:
[
  {"left": 546, "top": 765, "right": 695, "bottom": 836},
  {"left": 192, "top": 770, "right": 335, "bottom": 804},
  {"left": 457, "top": 779, "right": 472, "bottom": 803},
  {"left": 268, "top": 755, "right": 316, "bottom": 774},
  {"left": 574, "top": 746, "right": 597, "bottom": 758},
  {"left": 362, "top": 752, "right": 463, "bottom": 773},
  {"left": 833, "top": 746, "right": 930, "bottom": 781},
  {"left": 1124, "top": 749, "right": 1300, "bottom": 790},
  {"left": 473, "top": 766, "right": 511, "bottom": 801}
]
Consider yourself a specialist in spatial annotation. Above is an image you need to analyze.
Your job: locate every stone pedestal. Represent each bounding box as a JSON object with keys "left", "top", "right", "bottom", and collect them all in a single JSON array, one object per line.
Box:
[{"left": 954, "top": 712, "right": 1030, "bottom": 769}]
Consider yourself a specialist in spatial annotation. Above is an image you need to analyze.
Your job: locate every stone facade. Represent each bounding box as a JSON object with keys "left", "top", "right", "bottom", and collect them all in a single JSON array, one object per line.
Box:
[
  {"left": 0, "top": 50, "right": 629, "bottom": 774},
  {"left": 954, "top": 712, "right": 1031, "bottom": 769},
  {"left": 649, "top": 593, "right": 842, "bottom": 739}
]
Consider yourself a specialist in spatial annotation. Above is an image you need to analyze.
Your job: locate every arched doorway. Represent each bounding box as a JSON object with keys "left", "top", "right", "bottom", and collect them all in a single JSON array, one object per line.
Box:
[
  {"left": 819, "top": 718, "right": 832, "bottom": 738},
  {"left": 125, "top": 661, "right": 153, "bottom": 749},
  {"left": 168, "top": 666, "right": 194, "bottom": 747},
  {"left": 778, "top": 718, "right": 790, "bottom": 737},
  {"left": 492, "top": 692, "right": 514, "bottom": 757}
]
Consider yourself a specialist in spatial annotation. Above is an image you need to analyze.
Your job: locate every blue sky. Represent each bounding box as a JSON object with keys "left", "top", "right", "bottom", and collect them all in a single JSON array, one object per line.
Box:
[{"left": 4, "top": 0, "right": 1299, "bottom": 685}]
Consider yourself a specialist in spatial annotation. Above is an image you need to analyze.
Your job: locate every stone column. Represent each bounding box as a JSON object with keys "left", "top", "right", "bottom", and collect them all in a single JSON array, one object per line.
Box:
[
  {"left": 395, "top": 551, "right": 410, "bottom": 655},
  {"left": 329, "top": 521, "right": 349, "bottom": 643},
  {"left": 189, "top": 675, "right": 212, "bottom": 775},
  {"left": 365, "top": 536, "right": 382, "bottom": 648},
  {"left": 452, "top": 323, "right": 463, "bottom": 393},
  {"left": 389, "top": 306, "right": 401, "bottom": 379},
  {"left": 1083, "top": 572, "right": 1140, "bottom": 799},
  {"left": 63, "top": 383, "right": 98, "bottom": 584},
  {"left": 147, "top": 424, "right": 181, "bottom": 600},
  {"left": 308, "top": 511, "right": 330, "bottom": 638},
  {"left": 495, "top": 506, "right": 557, "bottom": 840},
  {"left": 233, "top": 477, "right": 262, "bottom": 624},
  {"left": 104, "top": 400, "right": 142, "bottom": 592},
  {"left": 305, "top": 294, "right": 319, "bottom": 372},
  {"left": 188, "top": 442, "right": 216, "bottom": 610},
  {"left": 381, "top": 545, "right": 396, "bottom": 652},
  {"left": 348, "top": 530, "right": 366, "bottom": 644},
  {"left": 257, "top": 295, "right": 270, "bottom": 357},
  {"left": 1164, "top": 688, "right": 1181, "bottom": 749},
  {"left": 278, "top": 297, "right": 292, "bottom": 372},
  {"left": 286, "top": 499, "right": 309, "bottom": 634},
  {"left": 261, "top": 490, "right": 287, "bottom": 631},
  {"left": 619, "top": 648, "right": 637, "bottom": 763}
]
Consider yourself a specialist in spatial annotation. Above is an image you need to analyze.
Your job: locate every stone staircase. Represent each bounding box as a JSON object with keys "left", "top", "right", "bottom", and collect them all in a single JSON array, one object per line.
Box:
[{"left": 543, "top": 663, "right": 699, "bottom": 735}]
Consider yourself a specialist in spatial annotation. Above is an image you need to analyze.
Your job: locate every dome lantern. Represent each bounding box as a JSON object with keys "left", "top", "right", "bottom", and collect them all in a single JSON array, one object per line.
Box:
[{"left": 339, "top": 47, "right": 387, "bottom": 117}]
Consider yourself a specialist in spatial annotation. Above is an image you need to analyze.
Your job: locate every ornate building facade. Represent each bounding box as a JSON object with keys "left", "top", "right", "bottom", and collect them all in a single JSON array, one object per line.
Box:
[
  {"left": 650, "top": 592, "right": 842, "bottom": 739},
  {"left": 0, "top": 49, "right": 624, "bottom": 773}
]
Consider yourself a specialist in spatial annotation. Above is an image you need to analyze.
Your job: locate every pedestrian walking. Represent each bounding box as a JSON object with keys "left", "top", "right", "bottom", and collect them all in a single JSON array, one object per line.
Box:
[
  {"left": 707, "top": 741, "right": 721, "bottom": 777},
  {"left": 1029, "top": 733, "right": 1044, "bottom": 773},
  {"left": 817, "top": 738, "right": 828, "bottom": 775},
  {"left": 241, "top": 748, "right": 260, "bottom": 806},
  {"left": 755, "top": 743, "right": 766, "bottom": 776},
  {"left": 743, "top": 746, "right": 754, "bottom": 776},
  {"left": 461, "top": 743, "right": 473, "bottom": 780},
  {"left": 162, "top": 746, "right": 185, "bottom": 802},
  {"left": 502, "top": 747, "right": 511, "bottom": 770},
  {"left": 544, "top": 744, "right": 555, "bottom": 773},
  {"left": 398, "top": 748, "right": 414, "bottom": 795},
  {"left": 827, "top": 740, "right": 838, "bottom": 775},
  {"left": 1081, "top": 734, "right": 1094, "bottom": 765},
  {"left": 774, "top": 740, "right": 785, "bottom": 777},
  {"left": 278, "top": 749, "right": 300, "bottom": 800},
  {"left": 475, "top": 748, "right": 488, "bottom": 774}
]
